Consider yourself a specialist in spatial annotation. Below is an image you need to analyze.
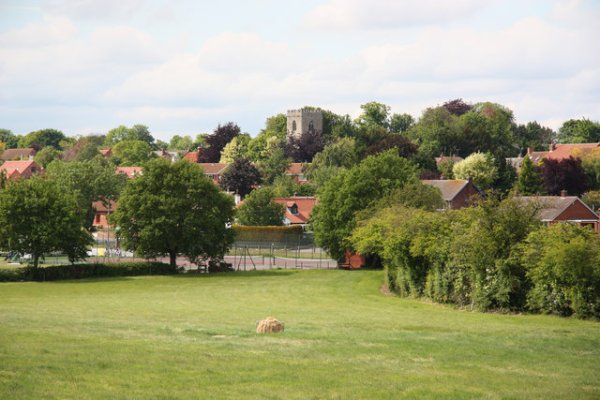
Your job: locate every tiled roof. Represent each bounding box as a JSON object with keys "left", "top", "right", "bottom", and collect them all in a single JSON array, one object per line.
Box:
[
  {"left": 546, "top": 143, "right": 599, "bottom": 160},
  {"left": 421, "top": 179, "right": 472, "bottom": 202},
  {"left": 0, "top": 160, "right": 40, "bottom": 179},
  {"left": 198, "top": 163, "right": 228, "bottom": 175},
  {"left": 274, "top": 196, "right": 317, "bottom": 225},
  {"left": 0, "top": 148, "right": 36, "bottom": 161},
  {"left": 516, "top": 196, "right": 598, "bottom": 221},
  {"left": 99, "top": 148, "right": 112, "bottom": 157},
  {"left": 183, "top": 151, "right": 200, "bottom": 163},
  {"left": 285, "top": 163, "right": 308, "bottom": 175},
  {"left": 115, "top": 166, "right": 143, "bottom": 178}
]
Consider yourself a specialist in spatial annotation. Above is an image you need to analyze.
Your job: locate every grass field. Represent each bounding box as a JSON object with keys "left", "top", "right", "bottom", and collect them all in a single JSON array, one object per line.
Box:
[{"left": 0, "top": 269, "right": 599, "bottom": 399}]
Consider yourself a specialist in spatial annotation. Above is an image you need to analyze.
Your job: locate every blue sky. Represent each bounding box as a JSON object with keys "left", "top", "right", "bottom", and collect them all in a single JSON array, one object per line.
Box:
[{"left": 0, "top": 0, "right": 599, "bottom": 141}]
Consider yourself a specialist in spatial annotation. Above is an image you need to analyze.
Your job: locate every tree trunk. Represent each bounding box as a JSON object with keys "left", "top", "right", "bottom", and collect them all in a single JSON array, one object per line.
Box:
[
  {"left": 169, "top": 251, "right": 177, "bottom": 268},
  {"left": 33, "top": 253, "right": 40, "bottom": 269}
]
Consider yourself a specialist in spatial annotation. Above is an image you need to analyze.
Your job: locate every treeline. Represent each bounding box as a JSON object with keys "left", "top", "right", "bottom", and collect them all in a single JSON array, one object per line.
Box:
[{"left": 350, "top": 198, "right": 600, "bottom": 319}]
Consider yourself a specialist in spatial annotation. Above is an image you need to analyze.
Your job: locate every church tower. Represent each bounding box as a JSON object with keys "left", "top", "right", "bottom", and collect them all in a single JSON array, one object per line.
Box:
[{"left": 286, "top": 109, "right": 323, "bottom": 139}]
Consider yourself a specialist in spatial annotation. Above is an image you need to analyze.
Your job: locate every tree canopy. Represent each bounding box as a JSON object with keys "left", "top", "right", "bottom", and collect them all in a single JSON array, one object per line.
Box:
[
  {"left": 557, "top": 118, "right": 600, "bottom": 144},
  {"left": 311, "top": 150, "right": 419, "bottom": 260},
  {"left": 19, "top": 129, "right": 66, "bottom": 150},
  {"left": 199, "top": 122, "right": 241, "bottom": 163},
  {"left": 219, "top": 157, "right": 262, "bottom": 198},
  {"left": 236, "top": 187, "right": 284, "bottom": 226},
  {"left": 111, "top": 159, "right": 235, "bottom": 267},
  {"left": 0, "top": 177, "right": 93, "bottom": 267}
]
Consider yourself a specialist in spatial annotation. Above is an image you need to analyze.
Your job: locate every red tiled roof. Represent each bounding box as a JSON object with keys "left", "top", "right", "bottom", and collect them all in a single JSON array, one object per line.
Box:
[
  {"left": 99, "top": 148, "right": 112, "bottom": 157},
  {"left": 0, "top": 148, "right": 36, "bottom": 161},
  {"left": 183, "top": 151, "right": 200, "bottom": 163},
  {"left": 116, "top": 166, "right": 143, "bottom": 178},
  {"left": 285, "top": 163, "right": 307, "bottom": 175},
  {"left": 198, "top": 163, "right": 228, "bottom": 175},
  {"left": 0, "top": 160, "right": 41, "bottom": 179},
  {"left": 274, "top": 196, "right": 317, "bottom": 225},
  {"left": 421, "top": 179, "right": 472, "bottom": 202},
  {"left": 545, "top": 143, "right": 599, "bottom": 160}
]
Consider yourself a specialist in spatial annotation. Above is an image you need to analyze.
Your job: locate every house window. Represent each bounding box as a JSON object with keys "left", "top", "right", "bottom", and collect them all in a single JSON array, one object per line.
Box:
[
  {"left": 308, "top": 120, "right": 314, "bottom": 132},
  {"left": 292, "top": 120, "right": 297, "bottom": 132}
]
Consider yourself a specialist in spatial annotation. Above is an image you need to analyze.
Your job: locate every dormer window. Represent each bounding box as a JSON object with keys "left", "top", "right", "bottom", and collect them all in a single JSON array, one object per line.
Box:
[{"left": 288, "top": 203, "right": 299, "bottom": 215}]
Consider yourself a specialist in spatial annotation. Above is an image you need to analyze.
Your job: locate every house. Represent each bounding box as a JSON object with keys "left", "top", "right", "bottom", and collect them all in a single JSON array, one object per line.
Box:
[
  {"left": 273, "top": 196, "right": 317, "bottom": 226},
  {"left": 153, "top": 149, "right": 179, "bottom": 163},
  {"left": 198, "top": 163, "right": 229, "bottom": 184},
  {"left": 92, "top": 200, "right": 118, "bottom": 228},
  {"left": 99, "top": 148, "right": 112, "bottom": 158},
  {"left": 116, "top": 166, "right": 143, "bottom": 179},
  {"left": 510, "top": 143, "right": 600, "bottom": 171},
  {"left": 285, "top": 163, "right": 309, "bottom": 184},
  {"left": 0, "top": 160, "right": 42, "bottom": 180},
  {"left": 516, "top": 193, "right": 599, "bottom": 232},
  {"left": 0, "top": 148, "right": 36, "bottom": 161},
  {"left": 421, "top": 179, "right": 482, "bottom": 209}
]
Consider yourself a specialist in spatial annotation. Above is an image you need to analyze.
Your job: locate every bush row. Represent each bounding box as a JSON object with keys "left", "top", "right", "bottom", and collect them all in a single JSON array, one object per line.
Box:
[
  {"left": 232, "top": 225, "right": 304, "bottom": 243},
  {"left": 351, "top": 197, "right": 600, "bottom": 319},
  {"left": 0, "top": 262, "right": 178, "bottom": 282}
]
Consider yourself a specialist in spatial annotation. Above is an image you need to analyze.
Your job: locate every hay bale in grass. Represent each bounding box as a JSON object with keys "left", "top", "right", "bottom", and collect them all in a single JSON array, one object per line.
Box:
[{"left": 256, "top": 316, "right": 284, "bottom": 333}]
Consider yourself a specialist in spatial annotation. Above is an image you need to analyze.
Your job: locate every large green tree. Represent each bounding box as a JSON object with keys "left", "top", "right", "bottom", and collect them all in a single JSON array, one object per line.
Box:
[
  {"left": 0, "top": 129, "right": 19, "bottom": 148},
  {"left": 453, "top": 152, "right": 498, "bottom": 190},
  {"left": 105, "top": 124, "right": 155, "bottom": 147},
  {"left": 111, "top": 159, "right": 235, "bottom": 267},
  {"left": 515, "top": 156, "right": 544, "bottom": 195},
  {"left": 236, "top": 187, "right": 284, "bottom": 226},
  {"left": 0, "top": 177, "right": 93, "bottom": 267},
  {"left": 557, "top": 118, "right": 600, "bottom": 143},
  {"left": 311, "top": 150, "right": 419, "bottom": 260},
  {"left": 19, "top": 128, "right": 66, "bottom": 150},
  {"left": 112, "top": 140, "right": 153, "bottom": 166}
]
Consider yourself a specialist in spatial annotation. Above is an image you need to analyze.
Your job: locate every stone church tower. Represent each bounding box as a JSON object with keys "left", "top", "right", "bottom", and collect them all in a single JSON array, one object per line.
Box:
[{"left": 286, "top": 109, "right": 323, "bottom": 139}]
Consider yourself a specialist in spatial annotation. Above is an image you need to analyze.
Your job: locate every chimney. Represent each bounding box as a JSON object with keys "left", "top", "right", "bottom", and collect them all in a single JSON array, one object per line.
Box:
[
  {"left": 560, "top": 190, "right": 567, "bottom": 198},
  {"left": 527, "top": 147, "right": 533, "bottom": 155},
  {"left": 549, "top": 142, "right": 556, "bottom": 152}
]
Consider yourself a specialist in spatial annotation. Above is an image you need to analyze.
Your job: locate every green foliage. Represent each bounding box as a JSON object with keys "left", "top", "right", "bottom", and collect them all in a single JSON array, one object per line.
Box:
[
  {"left": 105, "top": 124, "right": 155, "bottom": 147},
  {"left": 355, "top": 102, "right": 391, "bottom": 130},
  {"left": 219, "top": 134, "right": 251, "bottom": 163},
  {"left": 311, "top": 150, "right": 419, "bottom": 259},
  {"left": 453, "top": 152, "right": 498, "bottom": 190},
  {"left": 236, "top": 188, "right": 284, "bottom": 226},
  {"left": 0, "top": 128, "right": 19, "bottom": 148},
  {"left": 111, "top": 159, "right": 235, "bottom": 266},
  {"left": 0, "top": 262, "right": 177, "bottom": 282},
  {"left": 45, "top": 158, "right": 126, "bottom": 229},
  {"left": 513, "top": 121, "right": 555, "bottom": 151},
  {"left": 257, "top": 146, "right": 291, "bottom": 185},
  {"left": 557, "top": 118, "right": 600, "bottom": 143},
  {"left": 352, "top": 197, "right": 542, "bottom": 311},
  {"left": 582, "top": 190, "right": 600, "bottom": 212},
  {"left": 516, "top": 156, "right": 544, "bottom": 195},
  {"left": 437, "top": 159, "right": 455, "bottom": 179},
  {"left": 19, "top": 128, "right": 66, "bottom": 150},
  {"left": 168, "top": 135, "right": 193, "bottom": 151},
  {"left": 270, "top": 175, "right": 315, "bottom": 197},
  {"left": 521, "top": 223, "right": 600, "bottom": 318},
  {"left": 0, "top": 177, "right": 93, "bottom": 267},
  {"left": 112, "top": 140, "right": 154, "bottom": 166},
  {"left": 390, "top": 113, "right": 415, "bottom": 134},
  {"left": 34, "top": 146, "right": 62, "bottom": 168}
]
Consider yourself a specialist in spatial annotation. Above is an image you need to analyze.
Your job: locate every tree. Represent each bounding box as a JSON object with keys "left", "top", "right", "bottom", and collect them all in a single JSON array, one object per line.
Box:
[
  {"left": 539, "top": 156, "right": 589, "bottom": 196},
  {"left": 513, "top": 121, "right": 555, "bottom": 152},
  {"left": 311, "top": 150, "right": 419, "bottom": 260},
  {"left": 45, "top": 158, "right": 127, "bottom": 230},
  {"left": 199, "top": 122, "right": 241, "bottom": 163},
  {"left": 168, "top": 135, "right": 194, "bottom": 151},
  {"left": 219, "top": 157, "right": 262, "bottom": 198},
  {"left": 582, "top": 191, "right": 600, "bottom": 212},
  {"left": 0, "top": 177, "right": 92, "bottom": 268},
  {"left": 443, "top": 98, "right": 473, "bottom": 116},
  {"left": 390, "top": 113, "right": 415, "bottom": 134},
  {"left": 515, "top": 156, "right": 544, "bottom": 195},
  {"left": 0, "top": 129, "right": 19, "bottom": 148},
  {"left": 236, "top": 187, "right": 284, "bottom": 226},
  {"left": 364, "top": 133, "right": 418, "bottom": 158},
  {"left": 111, "top": 159, "right": 235, "bottom": 267},
  {"left": 219, "top": 134, "right": 251, "bottom": 163},
  {"left": 557, "top": 118, "right": 600, "bottom": 143},
  {"left": 285, "top": 129, "right": 325, "bottom": 162},
  {"left": 19, "top": 129, "right": 66, "bottom": 150},
  {"left": 257, "top": 145, "right": 291, "bottom": 185},
  {"left": 105, "top": 124, "right": 155, "bottom": 147},
  {"left": 62, "top": 135, "right": 105, "bottom": 161},
  {"left": 355, "top": 102, "right": 391, "bottom": 130},
  {"left": 452, "top": 152, "right": 498, "bottom": 190},
  {"left": 112, "top": 140, "right": 153, "bottom": 166},
  {"left": 270, "top": 175, "right": 315, "bottom": 197},
  {"left": 34, "top": 146, "right": 62, "bottom": 168}
]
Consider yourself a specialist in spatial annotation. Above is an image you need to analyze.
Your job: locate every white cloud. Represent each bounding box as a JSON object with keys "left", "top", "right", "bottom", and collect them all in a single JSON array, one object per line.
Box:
[
  {"left": 42, "top": 0, "right": 147, "bottom": 20},
  {"left": 303, "top": 0, "right": 485, "bottom": 30}
]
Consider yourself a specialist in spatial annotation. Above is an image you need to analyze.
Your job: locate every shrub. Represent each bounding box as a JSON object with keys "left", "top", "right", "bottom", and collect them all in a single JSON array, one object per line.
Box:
[{"left": 0, "top": 262, "right": 178, "bottom": 282}]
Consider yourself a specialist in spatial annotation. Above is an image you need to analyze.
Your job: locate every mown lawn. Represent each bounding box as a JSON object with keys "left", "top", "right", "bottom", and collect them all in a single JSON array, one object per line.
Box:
[{"left": 0, "top": 269, "right": 598, "bottom": 399}]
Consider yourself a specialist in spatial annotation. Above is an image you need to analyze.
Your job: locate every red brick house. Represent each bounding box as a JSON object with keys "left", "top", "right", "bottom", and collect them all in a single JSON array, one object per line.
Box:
[
  {"left": 0, "top": 160, "right": 42, "bottom": 180},
  {"left": 0, "top": 148, "right": 36, "bottom": 161},
  {"left": 115, "top": 166, "right": 143, "bottom": 179},
  {"left": 285, "top": 163, "right": 309, "bottom": 184},
  {"left": 92, "top": 200, "right": 118, "bottom": 228},
  {"left": 516, "top": 194, "right": 599, "bottom": 232},
  {"left": 197, "top": 163, "right": 228, "bottom": 184},
  {"left": 273, "top": 196, "right": 317, "bottom": 226},
  {"left": 421, "top": 179, "right": 482, "bottom": 209}
]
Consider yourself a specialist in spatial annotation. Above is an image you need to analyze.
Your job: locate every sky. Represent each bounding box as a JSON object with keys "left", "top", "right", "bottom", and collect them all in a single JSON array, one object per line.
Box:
[{"left": 0, "top": 0, "right": 599, "bottom": 141}]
